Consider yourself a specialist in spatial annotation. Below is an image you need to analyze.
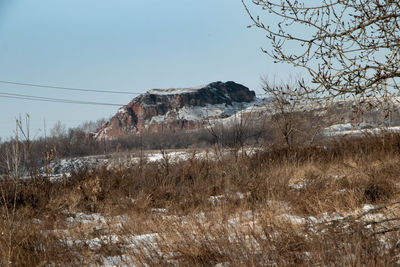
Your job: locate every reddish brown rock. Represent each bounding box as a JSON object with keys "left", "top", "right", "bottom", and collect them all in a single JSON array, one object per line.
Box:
[{"left": 94, "top": 81, "right": 255, "bottom": 140}]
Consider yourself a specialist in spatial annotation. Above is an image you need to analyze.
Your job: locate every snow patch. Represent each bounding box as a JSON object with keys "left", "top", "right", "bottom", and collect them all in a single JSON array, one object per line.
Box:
[
  {"left": 322, "top": 123, "right": 400, "bottom": 136},
  {"left": 147, "top": 85, "right": 206, "bottom": 95},
  {"left": 117, "top": 107, "right": 129, "bottom": 114},
  {"left": 146, "top": 151, "right": 189, "bottom": 162},
  {"left": 66, "top": 212, "right": 107, "bottom": 225}
]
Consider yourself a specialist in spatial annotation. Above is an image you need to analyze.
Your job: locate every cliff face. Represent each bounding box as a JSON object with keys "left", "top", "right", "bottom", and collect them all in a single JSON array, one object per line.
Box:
[{"left": 94, "top": 81, "right": 256, "bottom": 140}]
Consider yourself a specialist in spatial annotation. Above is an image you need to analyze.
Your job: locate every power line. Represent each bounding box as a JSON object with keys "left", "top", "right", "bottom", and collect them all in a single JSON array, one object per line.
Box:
[
  {"left": 0, "top": 94, "right": 123, "bottom": 106},
  {"left": 0, "top": 92, "right": 125, "bottom": 106},
  {"left": 0, "top": 79, "right": 143, "bottom": 95}
]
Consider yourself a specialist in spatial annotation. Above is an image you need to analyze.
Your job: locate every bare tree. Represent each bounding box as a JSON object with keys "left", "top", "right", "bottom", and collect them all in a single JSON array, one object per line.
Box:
[
  {"left": 0, "top": 116, "right": 33, "bottom": 266},
  {"left": 50, "top": 120, "right": 67, "bottom": 138},
  {"left": 207, "top": 107, "right": 268, "bottom": 160},
  {"left": 263, "top": 78, "right": 328, "bottom": 147},
  {"left": 78, "top": 118, "right": 107, "bottom": 134},
  {"left": 243, "top": 0, "right": 400, "bottom": 99}
]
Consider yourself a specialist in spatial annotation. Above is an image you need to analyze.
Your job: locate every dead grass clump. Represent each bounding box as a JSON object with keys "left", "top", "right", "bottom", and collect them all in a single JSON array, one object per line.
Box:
[
  {"left": 0, "top": 216, "right": 77, "bottom": 266},
  {"left": 0, "top": 177, "right": 56, "bottom": 213},
  {"left": 288, "top": 172, "right": 340, "bottom": 215},
  {"left": 361, "top": 160, "right": 400, "bottom": 204}
]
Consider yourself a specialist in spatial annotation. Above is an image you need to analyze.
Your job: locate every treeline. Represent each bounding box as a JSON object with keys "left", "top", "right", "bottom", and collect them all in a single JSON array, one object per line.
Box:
[
  {"left": 0, "top": 115, "right": 272, "bottom": 174},
  {"left": 0, "top": 104, "right": 331, "bottom": 176},
  {"left": 0, "top": 119, "right": 106, "bottom": 175}
]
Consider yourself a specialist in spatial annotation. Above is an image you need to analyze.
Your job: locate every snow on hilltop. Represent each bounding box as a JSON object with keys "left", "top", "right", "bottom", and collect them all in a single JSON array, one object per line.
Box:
[
  {"left": 94, "top": 81, "right": 257, "bottom": 140},
  {"left": 147, "top": 85, "right": 206, "bottom": 95}
]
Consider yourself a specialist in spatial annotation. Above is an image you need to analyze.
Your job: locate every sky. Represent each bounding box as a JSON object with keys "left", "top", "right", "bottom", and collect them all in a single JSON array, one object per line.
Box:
[{"left": 0, "top": 0, "right": 299, "bottom": 139}]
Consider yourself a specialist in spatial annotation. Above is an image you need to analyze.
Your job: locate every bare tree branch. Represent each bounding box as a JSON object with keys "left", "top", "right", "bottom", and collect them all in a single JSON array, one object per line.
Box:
[{"left": 243, "top": 0, "right": 400, "bottom": 98}]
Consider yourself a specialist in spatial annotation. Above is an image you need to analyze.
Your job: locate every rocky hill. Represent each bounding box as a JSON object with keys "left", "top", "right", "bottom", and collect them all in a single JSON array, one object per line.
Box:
[{"left": 94, "top": 81, "right": 256, "bottom": 140}]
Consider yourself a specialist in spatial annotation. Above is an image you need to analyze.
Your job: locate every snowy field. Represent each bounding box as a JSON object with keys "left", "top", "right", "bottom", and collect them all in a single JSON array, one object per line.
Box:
[
  {"left": 46, "top": 191, "right": 400, "bottom": 266},
  {"left": 322, "top": 123, "right": 400, "bottom": 136},
  {"left": 28, "top": 142, "right": 400, "bottom": 265}
]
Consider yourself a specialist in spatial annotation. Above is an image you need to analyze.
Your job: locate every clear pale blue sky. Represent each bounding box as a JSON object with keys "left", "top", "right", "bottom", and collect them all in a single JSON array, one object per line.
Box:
[{"left": 0, "top": 0, "right": 298, "bottom": 139}]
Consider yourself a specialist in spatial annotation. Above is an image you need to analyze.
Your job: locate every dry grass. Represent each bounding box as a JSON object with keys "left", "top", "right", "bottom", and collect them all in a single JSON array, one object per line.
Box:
[{"left": 1, "top": 133, "right": 400, "bottom": 265}]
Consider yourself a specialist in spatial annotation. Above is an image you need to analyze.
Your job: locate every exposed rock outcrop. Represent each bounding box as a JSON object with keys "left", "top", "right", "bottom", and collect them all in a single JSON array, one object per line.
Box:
[{"left": 94, "top": 81, "right": 256, "bottom": 140}]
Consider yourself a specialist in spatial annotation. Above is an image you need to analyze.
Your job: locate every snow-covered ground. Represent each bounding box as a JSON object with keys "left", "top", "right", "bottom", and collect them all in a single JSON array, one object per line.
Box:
[
  {"left": 148, "top": 97, "right": 272, "bottom": 125},
  {"left": 322, "top": 123, "right": 400, "bottom": 136},
  {"left": 44, "top": 147, "right": 260, "bottom": 181},
  {"left": 42, "top": 150, "right": 201, "bottom": 181},
  {"left": 49, "top": 197, "right": 398, "bottom": 266},
  {"left": 29, "top": 144, "right": 400, "bottom": 265}
]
